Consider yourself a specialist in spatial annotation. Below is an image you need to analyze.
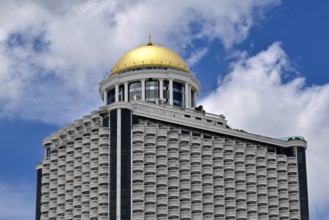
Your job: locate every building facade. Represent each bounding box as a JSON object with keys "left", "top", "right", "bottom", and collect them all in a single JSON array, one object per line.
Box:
[{"left": 35, "top": 41, "right": 309, "bottom": 220}]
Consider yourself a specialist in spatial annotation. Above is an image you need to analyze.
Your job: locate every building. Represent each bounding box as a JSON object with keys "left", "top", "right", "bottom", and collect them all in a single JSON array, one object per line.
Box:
[{"left": 35, "top": 40, "right": 309, "bottom": 220}]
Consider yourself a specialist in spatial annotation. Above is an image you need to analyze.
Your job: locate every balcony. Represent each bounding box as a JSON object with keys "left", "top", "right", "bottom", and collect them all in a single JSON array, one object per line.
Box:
[
  {"left": 157, "top": 129, "right": 167, "bottom": 138},
  {"left": 245, "top": 158, "right": 255, "bottom": 166},
  {"left": 269, "top": 207, "right": 279, "bottom": 217},
  {"left": 168, "top": 132, "right": 179, "bottom": 141},
  {"left": 236, "top": 192, "right": 246, "bottom": 202},
  {"left": 236, "top": 174, "right": 246, "bottom": 183},
  {"left": 247, "top": 194, "right": 257, "bottom": 203},
  {"left": 213, "top": 160, "right": 223, "bottom": 170},
  {"left": 224, "top": 153, "right": 234, "bottom": 162},
  {"left": 277, "top": 155, "right": 287, "bottom": 163},
  {"left": 66, "top": 154, "right": 74, "bottom": 163},
  {"left": 268, "top": 199, "right": 278, "bottom": 207},
  {"left": 180, "top": 200, "right": 191, "bottom": 210},
  {"left": 180, "top": 153, "right": 190, "bottom": 162},
  {"left": 257, "top": 178, "right": 267, "bottom": 187},
  {"left": 256, "top": 151, "right": 266, "bottom": 159},
  {"left": 133, "top": 153, "right": 144, "bottom": 162},
  {"left": 224, "top": 141, "right": 234, "bottom": 152},
  {"left": 145, "top": 175, "right": 156, "bottom": 184},
  {"left": 145, "top": 165, "right": 156, "bottom": 175},
  {"left": 203, "top": 167, "right": 213, "bottom": 176},
  {"left": 279, "top": 209, "right": 289, "bottom": 218},
  {"left": 213, "top": 151, "right": 223, "bottom": 159},
  {"left": 157, "top": 196, "right": 168, "bottom": 206},
  {"left": 99, "top": 186, "right": 108, "bottom": 195},
  {"left": 267, "top": 162, "right": 276, "bottom": 170},
  {"left": 278, "top": 181, "right": 288, "bottom": 190},
  {"left": 192, "top": 202, "right": 202, "bottom": 212},
  {"left": 236, "top": 202, "right": 247, "bottom": 211},
  {"left": 267, "top": 171, "right": 277, "bottom": 179},
  {"left": 288, "top": 184, "right": 298, "bottom": 193},
  {"left": 236, "top": 211, "right": 247, "bottom": 219},
  {"left": 278, "top": 164, "right": 287, "bottom": 172},
  {"left": 145, "top": 156, "right": 156, "bottom": 165},
  {"left": 290, "top": 211, "right": 300, "bottom": 219},
  {"left": 268, "top": 180, "right": 277, "bottom": 189},
  {"left": 224, "top": 162, "right": 234, "bottom": 171},
  {"left": 90, "top": 161, "right": 98, "bottom": 170},
  {"left": 133, "top": 173, "right": 144, "bottom": 182},
  {"left": 74, "top": 150, "right": 82, "bottom": 159},
  {"left": 203, "top": 185, "right": 213, "bottom": 195},
  {"left": 156, "top": 149, "right": 167, "bottom": 158},
  {"left": 225, "top": 200, "right": 236, "bottom": 208},
  {"left": 256, "top": 169, "right": 266, "bottom": 177},
  {"left": 98, "top": 206, "right": 108, "bottom": 215},
  {"left": 168, "top": 208, "right": 179, "bottom": 218},
  {"left": 190, "top": 156, "right": 201, "bottom": 165},
  {"left": 74, "top": 141, "right": 82, "bottom": 150},
  {"left": 258, "top": 206, "right": 268, "bottom": 214},
  {"left": 99, "top": 137, "right": 109, "bottom": 146},
  {"left": 202, "top": 148, "right": 212, "bottom": 158},
  {"left": 167, "top": 151, "right": 179, "bottom": 160},
  {"left": 287, "top": 157, "right": 297, "bottom": 165},
  {"left": 289, "top": 192, "right": 299, "bottom": 202},
  {"left": 225, "top": 190, "right": 235, "bottom": 199},
  {"left": 278, "top": 192, "right": 289, "bottom": 200},
  {"left": 99, "top": 146, "right": 108, "bottom": 156}
]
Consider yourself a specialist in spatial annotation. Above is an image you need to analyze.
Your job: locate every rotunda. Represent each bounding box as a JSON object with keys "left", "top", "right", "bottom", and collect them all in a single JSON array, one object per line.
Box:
[{"left": 99, "top": 41, "right": 200, "bottom": 108}]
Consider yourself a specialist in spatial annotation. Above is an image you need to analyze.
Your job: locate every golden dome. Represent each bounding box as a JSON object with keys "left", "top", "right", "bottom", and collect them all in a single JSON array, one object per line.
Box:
[{"left": 111, "top": 41, "right": 190, "bottom": 75}]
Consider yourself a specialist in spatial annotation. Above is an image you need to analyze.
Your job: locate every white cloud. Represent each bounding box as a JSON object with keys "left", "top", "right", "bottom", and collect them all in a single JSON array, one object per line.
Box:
[
  {"left": 0, "top": 180, "right": 34, "bottom": 220},
  {"left": 0, "top": 0, "right": 280, "bottom": 125},
  {"left": 201, "top": 42, "right": 329, "bottom": 219}
]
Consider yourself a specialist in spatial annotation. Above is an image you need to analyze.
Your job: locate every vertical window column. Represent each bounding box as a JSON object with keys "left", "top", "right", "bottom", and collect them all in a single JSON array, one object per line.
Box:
[
  {"left": 35, "top": 165, "right": 42, "bottom": 220},
  {"left": 124, "top": 82, "right": 128, "bottom": 102},
  {"left": 169, "top": 79, "right": 173, "bottom": 105},
  {"left": 141, "top": 80, "right": 145, "bottom": 101},
  {"left": 185, "top": 83, "right": 189, "bottom": 108},
  {"left": 104, "top": 89, "right": 108, "bottom": 106},
  {"left": 115, "top": 84, "right": 119, "bottom": 102},
  {"left": 116, "top": 108, "right": 121, "bottom": 219},
  {"left": 159, "top": 79, "right": 164, "bottom": 101}
]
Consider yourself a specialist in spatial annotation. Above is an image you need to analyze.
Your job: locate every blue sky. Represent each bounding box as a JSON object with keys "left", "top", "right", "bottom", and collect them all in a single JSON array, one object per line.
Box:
[{"left": 0, "top": 0, "right": 328, "bottom": 219}]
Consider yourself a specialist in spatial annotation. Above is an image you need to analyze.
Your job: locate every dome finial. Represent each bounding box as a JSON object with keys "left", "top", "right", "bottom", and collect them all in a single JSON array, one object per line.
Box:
[{"left": 147, "top": 33, "right": 153, "bottom": 46}]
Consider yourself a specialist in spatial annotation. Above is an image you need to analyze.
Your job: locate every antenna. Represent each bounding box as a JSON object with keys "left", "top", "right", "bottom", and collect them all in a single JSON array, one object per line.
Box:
[
  {"left": 316, "top": 204, "right": 318, "bottom": 220},
  {"left": 148, "top": 33, "right": 151, "bottom": 42}
]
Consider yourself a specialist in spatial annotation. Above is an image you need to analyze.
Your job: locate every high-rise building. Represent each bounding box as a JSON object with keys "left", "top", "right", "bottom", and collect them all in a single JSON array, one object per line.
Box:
[{"left": 35, "top": 40, "right": 309, "bottom": 220}]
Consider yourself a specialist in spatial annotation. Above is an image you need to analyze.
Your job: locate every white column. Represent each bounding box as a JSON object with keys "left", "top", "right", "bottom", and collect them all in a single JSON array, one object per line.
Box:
[
  {"left": 103, "top": 89, "right": 108, "bottom": 106},
  {"left": 124, "top": 82, "right": 128, "bottom": 102},
  {"left": 188, "top": 86, "right": 192, "bottom": 108},
  {"left": 141, "top": 79, "right": 145, "bottom": 101},
  {"left": 116, "top": 108, "right": 121, "bottom": 220},
  {"left": 159, "top": 79, "right": 164, "bottom": 101},
  {"left": 115, "top": 84, "right": 119, "bottom": 102},
  {"left": 169, "top": 79, "right": 173, "bottom": 105},
  {"left": 194, "top": 91, "right": 198, "bottom": 107},
  {"left": 185, "top": 83, "right": 189, "bottom": 108}
]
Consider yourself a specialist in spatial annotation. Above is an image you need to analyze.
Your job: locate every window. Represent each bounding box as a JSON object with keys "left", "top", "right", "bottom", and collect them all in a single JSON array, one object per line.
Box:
[
  {"left": 108, "top": 88, "right": 115, "bottom": 104},
  {"left": 173, "top": 82, "right": 184, "bottom": 107},
  {"left": 145, "top": 80, "right": 159, "bottom": 103},
  {"left": 129, "top": 81, "right": 141, "bottom": 101}
]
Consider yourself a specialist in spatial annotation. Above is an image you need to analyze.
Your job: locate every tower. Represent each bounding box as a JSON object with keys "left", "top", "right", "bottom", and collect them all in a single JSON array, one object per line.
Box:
[{"left": 36, "top": 41, "right": 309, "bottom": 220}]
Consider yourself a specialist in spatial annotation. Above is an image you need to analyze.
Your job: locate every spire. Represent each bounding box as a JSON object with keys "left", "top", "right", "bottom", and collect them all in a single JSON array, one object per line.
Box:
[{"left": 147, "top": 33, "right": 153, "bottom": 46}]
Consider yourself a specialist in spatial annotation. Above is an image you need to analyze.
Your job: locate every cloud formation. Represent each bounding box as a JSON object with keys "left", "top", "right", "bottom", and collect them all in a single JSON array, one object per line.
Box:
[
  {"left": 0, "top": 0, "right": 280, "bottom": 125},
  {"left": 201, "top": 43, "right": 329, "bottom": 218}
]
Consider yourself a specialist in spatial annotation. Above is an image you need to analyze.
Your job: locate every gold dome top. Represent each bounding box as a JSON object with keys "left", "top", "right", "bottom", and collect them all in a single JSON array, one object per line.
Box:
[{"left": 111, "top": 41, "right": 190, "bottom": 75}]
